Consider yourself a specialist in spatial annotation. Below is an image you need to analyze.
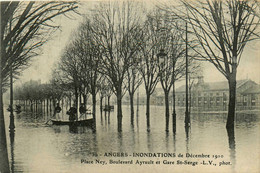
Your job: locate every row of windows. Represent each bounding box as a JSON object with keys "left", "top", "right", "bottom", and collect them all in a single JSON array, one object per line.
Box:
[
  {"left": 177, "top": 97, "right": 227, "bottom": 101},
  {"left": 178, "top": 92, "right": 228, "bottom": 97}
]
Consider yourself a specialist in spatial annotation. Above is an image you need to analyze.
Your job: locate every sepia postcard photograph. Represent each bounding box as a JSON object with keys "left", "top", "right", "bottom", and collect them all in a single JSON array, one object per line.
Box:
[{"left": 0, "top": 0, "right": 260, "bottom": 172}]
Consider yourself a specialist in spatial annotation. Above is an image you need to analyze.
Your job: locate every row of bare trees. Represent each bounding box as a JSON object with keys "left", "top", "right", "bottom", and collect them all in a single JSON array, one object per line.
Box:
[
  {"left": 53, "top": 2, "right": 201, "bottom": 133},
  {"left": 55, "top": 0, "right": 260, "bottom": 133}
]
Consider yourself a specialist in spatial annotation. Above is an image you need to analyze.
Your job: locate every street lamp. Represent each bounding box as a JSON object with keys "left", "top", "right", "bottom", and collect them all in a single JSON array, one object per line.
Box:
[
  {"left": 157, "top": 49, "right": 167, "bottom": 65},
  {"left": 157, "top": 49, "right": 178, "bottom": 133}
]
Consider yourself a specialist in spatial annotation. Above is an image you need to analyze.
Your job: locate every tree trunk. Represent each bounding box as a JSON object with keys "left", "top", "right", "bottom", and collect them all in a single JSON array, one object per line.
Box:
[
  {"left": 23, "top": 100, "right": 26, "bottom": 110},
  {"left": 130, "top": 93, "right": 134, "bottom": 125},
  {"left": 36, "top": 100, "right": 38, "bottom": 113},
  {"left": 83, "top": 94, "right": 87, "bottom": 108},
  {"left": 172, "top": 81, "right": 176, "bottom": 133},
  {"left": 30, "top": 100, "right": 33, "bottom": 112},
  {"left": 0, "top": 67, "right": 10, "bottom": 173},
  {"left": 146, "top": 94, "right": 151, "bottom": 132},
  {"left": 49, "top": 99, "right": 52, "bottom": 113},
  {"left": 226, "top": 73, "right": 236, "bottom": 129},
  {"left": 74, "top": 86, "right": 78, "bottom": 120},
  {"left": 92, "top": 92, "right": 97, "bottom": 131},
  {"left": 61, "top": 98, "right": 64, "bottom": 112},
  {"left": 69, "top": 94, "right": 72, "bottom": 108},
  {"left": 100, "top": 96, "right": 103, "bottom": 111},
  {"left": 164, "top": 91, "right": 170, "bottom": 132},
  {"left": 117, "top": 91, "right": 123, "bottom": 132},
  {"left": 108, "top": 95, "right": 111, "bottom": 107},
  {"left": 46, "top": 99, "right": 49, "bottom": 113},
  {"left": 79, "top": 91, "right": 82, "bottom": 105}
]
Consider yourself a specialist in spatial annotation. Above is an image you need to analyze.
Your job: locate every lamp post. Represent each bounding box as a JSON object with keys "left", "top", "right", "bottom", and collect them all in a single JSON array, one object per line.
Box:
[
  {"left": 158, "top": 49, "right": 178, "bottom": 133},
  {"left": 157, "top": 49, "right": 169, "bottom": 132},
  {"left": 9, "top": 63, "right": 15, "bottom": 131},
  {"left": 9, "top": 16, "right": 15, "bottom": 131},
  {"left": 184, "top": 22, "right": 190, "bottom": 127},
  {"left": 157, "top": 49, "right": 167, "bottom": 111}
]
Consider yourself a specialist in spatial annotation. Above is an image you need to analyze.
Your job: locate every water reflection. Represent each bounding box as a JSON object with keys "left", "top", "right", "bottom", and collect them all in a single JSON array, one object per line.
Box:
[
  {"left": 165, "top": 133, "right": 170, "bottom": 153},
  {"left": 53, "top": 125, "right": 61, "bottom": 133},
  {"left": 118, "top": 132, "right": 123, "bottom": 153},
  {"left": 173, "top": 133, "right": 176, "bottom": 152},
  {"left": 136, "top": 106, "right": 140, "bottom": 132},
  {"left": 185, "top": 126, "right": 190, "bottom": 153},
  {"left": 100, "top": 110, "right": 103, "bottom": 126},
  {"left": 146, "top": 132, "right": 152, "bottom": 152},
  {"left": 69, "top": 125, "right": 78, "bottom": 133},
  {"left": 107, "top": 111, "right": 110, "bottom": 125},
  {"left": 9, "top": 130, "right": 15, "bottom": 173},
  {"left": 92, "top": 129, "right": 98, "bottom": 158},
  {"left": 226, "top": 128, "right": 236, "bottom": 172},
  {"left": 104, "top": 111, "right": 110, "bottom": 125}
]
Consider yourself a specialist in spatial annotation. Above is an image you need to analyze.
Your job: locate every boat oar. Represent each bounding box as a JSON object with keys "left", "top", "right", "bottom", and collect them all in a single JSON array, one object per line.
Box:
[
  {"left": 45, "top": 112, "right": 56, "bottom": 124},
  {"left": 45, "top": 119, "right": 52, "bottom": 124}
]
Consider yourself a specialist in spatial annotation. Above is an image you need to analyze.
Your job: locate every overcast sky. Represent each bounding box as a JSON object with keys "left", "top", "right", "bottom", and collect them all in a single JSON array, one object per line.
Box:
[{"left": 17, "top": 1, "right": 260, "bottom": 87}]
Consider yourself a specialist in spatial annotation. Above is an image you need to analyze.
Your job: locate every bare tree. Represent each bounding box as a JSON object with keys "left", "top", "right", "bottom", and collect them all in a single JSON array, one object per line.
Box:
[
  {"left": 139, "top": 10, "right": 167, "bottom": 132},
  {"left": 153, "top": 11, "right": 188, "bottom": 133},
  {"left": 169, "top": 0, "right": 260, "bottom": 129},
  {"left": 90, "top": 2, "right": 144, "bottom": 132},
  {"left": 99, "top": 76, "right": 114, "bottom": 111},
  {"left": 59, "top": 45, "right": 82, "bottom": 119},
  {"left": 126, "top": 59, "right": 142, "bottom": 126},
  {"left": 1, "top": 2, "right": 78, "bottom": 89},
  {"left": 0, "top": 2, "right": 78, "bottom": 171},
  {"left": 73, "top": 20, "right": 103, "bottom": 130}
]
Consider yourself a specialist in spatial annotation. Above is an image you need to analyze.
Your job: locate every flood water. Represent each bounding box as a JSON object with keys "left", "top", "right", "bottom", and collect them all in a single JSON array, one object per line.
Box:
[{"left": 4, "top": 105, "right": 260, "bottom": 173}]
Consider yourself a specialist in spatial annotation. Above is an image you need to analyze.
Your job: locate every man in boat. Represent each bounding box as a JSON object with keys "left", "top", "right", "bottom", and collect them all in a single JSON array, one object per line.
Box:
[
  {"left": 79, "top": 103, "right": 87, "bottom": 114},
  {"left": 67, "top": 104, "right": 77, "bottom": 121},
  {"left": 7, "top": 105, "right": 12, "bottom": 112},
  {"left": 15, "top": 105, "right": 22, "bottom": 113},
  {"left": 54, "top": 103, "right": 62, "bottom": 119},
  {"left": 79, "top": 103, "right": 87, "bottom": 119}
]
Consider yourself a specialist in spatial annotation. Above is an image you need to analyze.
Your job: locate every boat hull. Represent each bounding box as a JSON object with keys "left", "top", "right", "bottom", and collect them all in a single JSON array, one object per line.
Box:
[{"left": 51, "top": 118, "right": 94, "bottom": 126}]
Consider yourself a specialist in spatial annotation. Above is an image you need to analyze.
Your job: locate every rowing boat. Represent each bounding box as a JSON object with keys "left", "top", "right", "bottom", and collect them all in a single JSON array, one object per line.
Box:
[{"left": 51, "top": 118, "right": 94, "bottom": 126}]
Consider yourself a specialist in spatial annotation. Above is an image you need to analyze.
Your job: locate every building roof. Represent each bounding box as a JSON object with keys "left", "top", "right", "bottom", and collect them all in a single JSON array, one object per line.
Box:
[
  {"left": 241, "top": 85, "right": 260, "bottom": 94},
  {"left": 176, "top": 79, "right": 254, "bottom": 93}
]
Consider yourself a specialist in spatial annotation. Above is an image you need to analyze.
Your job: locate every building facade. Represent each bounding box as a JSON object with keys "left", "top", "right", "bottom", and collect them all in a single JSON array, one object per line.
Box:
[{"left": 175, "top": 78, "right": 260, "bottom": 111}]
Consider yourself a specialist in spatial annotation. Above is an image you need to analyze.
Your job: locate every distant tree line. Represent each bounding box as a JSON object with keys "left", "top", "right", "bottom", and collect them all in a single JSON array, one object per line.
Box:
[{"left": 13, "top": 80, "right": 63, "bottom": 113}]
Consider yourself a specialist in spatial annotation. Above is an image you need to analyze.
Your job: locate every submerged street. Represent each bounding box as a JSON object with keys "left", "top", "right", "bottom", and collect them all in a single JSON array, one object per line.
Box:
[{"left": 4, "top": 105, "right": 260, "bottom": 173}]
